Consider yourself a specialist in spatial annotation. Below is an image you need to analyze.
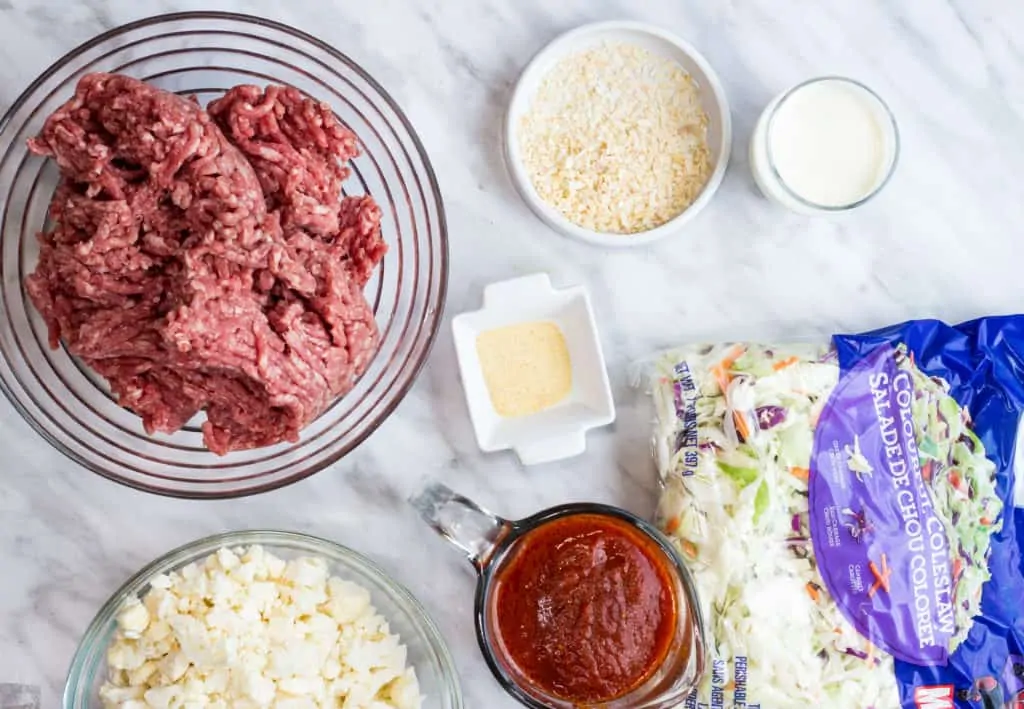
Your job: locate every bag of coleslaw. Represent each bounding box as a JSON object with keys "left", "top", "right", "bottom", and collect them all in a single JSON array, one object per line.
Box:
[{"left": 645, "top": 317, "right": 1024, "bottom": 709}]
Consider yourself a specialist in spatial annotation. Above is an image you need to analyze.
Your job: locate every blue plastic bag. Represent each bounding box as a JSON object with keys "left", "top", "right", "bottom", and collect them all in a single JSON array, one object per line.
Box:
[
  {"left": 647, "top": 316, "right": 1024, "bottom": 709},
  {"left": 836, "top": 318, "right": 1024, "bottom": 708}
]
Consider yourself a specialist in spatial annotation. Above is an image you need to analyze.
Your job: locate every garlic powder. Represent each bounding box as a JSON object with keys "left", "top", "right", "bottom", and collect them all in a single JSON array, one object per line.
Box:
[
  {"left": 517, "top": 42, "right": 711, "bottom": 234},
  {"left": 477, "top": 321, "right": 572, "bottom": 418}
]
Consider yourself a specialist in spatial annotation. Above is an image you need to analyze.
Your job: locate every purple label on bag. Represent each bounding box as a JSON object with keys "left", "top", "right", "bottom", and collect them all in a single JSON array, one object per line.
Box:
[{"left": 809, "top": 344, "right": 955, "bottom": 665}]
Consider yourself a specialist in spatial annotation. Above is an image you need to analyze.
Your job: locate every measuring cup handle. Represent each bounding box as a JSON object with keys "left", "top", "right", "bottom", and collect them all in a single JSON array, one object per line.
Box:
[{"left": 409, "top": 480, "right": 512, "bottom": 571}]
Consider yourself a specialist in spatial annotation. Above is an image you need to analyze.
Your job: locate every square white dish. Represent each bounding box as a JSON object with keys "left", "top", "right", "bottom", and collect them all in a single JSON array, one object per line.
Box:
[{"left": 451, "top": 273, "right": 615, "bottom": 465}]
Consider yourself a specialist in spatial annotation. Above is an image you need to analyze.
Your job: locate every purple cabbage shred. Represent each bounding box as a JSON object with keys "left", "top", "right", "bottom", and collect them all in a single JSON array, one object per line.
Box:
[{"left": 755, "top": 405, "right": 787, "bottom": 430}]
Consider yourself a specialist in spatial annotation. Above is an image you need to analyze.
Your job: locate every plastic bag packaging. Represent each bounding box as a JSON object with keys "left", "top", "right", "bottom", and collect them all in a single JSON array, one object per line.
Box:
[{"left": 644, "top": 317, "right": 1024, "bottom": 709}]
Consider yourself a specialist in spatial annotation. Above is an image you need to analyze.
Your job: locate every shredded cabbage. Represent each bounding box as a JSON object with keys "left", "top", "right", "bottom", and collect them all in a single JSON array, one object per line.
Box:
[{"left": 648, "top": 341, "right": 1003, "bottom": 709}]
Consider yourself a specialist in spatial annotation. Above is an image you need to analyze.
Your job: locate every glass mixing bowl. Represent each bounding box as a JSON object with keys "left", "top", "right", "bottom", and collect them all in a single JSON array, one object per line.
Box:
[
  {"left": 0, "top": 12, "right": 448, "bottom": 497},
  {"left": 63, "top": 530, "right": 464, "bottom": 709}
]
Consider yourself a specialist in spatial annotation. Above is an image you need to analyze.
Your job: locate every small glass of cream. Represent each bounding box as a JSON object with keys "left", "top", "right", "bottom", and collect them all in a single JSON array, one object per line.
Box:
[{"left": 749, "top": 76, "right": 899, "bottom": 214}]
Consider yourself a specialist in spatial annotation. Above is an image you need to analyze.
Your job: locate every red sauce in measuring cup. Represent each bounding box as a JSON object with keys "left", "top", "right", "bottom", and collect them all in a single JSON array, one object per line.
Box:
[{"left": 490, "top": 513, "right": 679, "bottom": 704}]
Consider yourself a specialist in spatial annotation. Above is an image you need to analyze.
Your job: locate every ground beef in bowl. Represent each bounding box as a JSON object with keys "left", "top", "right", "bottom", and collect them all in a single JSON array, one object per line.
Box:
[{"left": 25, "top": 73, "right": 387, "bottom": 455}]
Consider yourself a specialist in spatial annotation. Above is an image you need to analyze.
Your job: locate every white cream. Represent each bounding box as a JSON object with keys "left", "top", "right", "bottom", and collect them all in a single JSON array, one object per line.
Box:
[{"left": 750, "top": 78, "right": 897, "bottom": 214}]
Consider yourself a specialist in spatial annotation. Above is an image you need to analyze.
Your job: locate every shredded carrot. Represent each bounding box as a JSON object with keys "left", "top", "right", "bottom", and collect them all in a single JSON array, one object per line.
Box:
[
  {"left": 806, "top": 582, "right": 820, "bottom": 602},
  {"left": 790, "top": 466, "right": 810, "bottom": 482},
  {"left": 665, "top": 516, "right": 681, "bottom": 534},
  {"left": 952, "top": 557, "right": 963, "bottom": 579},
  {"left": 722, "top": 344, "right": 745, "bottom": 366},
  {"left": 682, "top": 540, "right": 698, "bottom": 558},
  {"left": 868, "top": 554, "right": 892, "bottom": 597},
  {"left": 879, "top": 554, "right": 892, "bottom": 590},
  {"left": 980, "top": 516, "right": 991, "bottom": 526},
  {"left": 711, "top": 345, "right": 746, "bottom": 393},
  {"left": 773, "top": 356, "right": 798, "bottom": 371},
  {"left": 921, "top": 460, "right": 933, "bottom": 482},
  {"left": 733, "top": 411, "right": 752, "bottom": 442},
  {"left": 724, "top": 681, "right": 736, "bottom": 691},
  {"left": 949, "top": 469, "right": 962, "bottom": 490},
  {"left": 866, "top": 642, "right": 877, "bottom": 662},
  {"left": 710, "top": 364, "right": 730, "bottom": 394}
]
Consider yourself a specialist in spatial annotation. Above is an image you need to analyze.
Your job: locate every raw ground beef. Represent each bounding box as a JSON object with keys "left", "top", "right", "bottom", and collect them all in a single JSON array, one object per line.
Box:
[{"left": 26, "top": 73, "right": 387, "bottom": 454}]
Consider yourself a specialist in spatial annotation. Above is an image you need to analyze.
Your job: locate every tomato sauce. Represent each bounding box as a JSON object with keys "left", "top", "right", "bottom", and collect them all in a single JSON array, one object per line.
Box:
[{"left": 490, "top": 513, "right": 678, "bottom": 704}]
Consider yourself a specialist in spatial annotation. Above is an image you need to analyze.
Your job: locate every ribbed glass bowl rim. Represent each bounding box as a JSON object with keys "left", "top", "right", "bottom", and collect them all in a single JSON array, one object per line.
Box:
[
  {"left": 63, "top": 530, "right": 464, "bottom": 708},
  {"left": 0, "top": 10, "right": 449, "bottom": 498}
]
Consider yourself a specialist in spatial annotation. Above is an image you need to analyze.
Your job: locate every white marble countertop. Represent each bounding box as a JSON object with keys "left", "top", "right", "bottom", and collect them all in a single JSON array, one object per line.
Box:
[{"left": 3, "top": 0, "right": 1024, "bottom": 706}]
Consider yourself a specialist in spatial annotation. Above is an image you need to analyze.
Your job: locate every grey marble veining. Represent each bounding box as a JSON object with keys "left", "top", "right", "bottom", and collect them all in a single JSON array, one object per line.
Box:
[{"left": 2, "top": 0, "right": 1024, "bottom": 706}]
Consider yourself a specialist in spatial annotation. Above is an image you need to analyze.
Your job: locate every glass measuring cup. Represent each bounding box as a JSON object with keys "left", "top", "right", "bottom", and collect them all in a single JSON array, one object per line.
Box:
[{"left": 410, "top": 481, "right": 707, "bottom": 709}]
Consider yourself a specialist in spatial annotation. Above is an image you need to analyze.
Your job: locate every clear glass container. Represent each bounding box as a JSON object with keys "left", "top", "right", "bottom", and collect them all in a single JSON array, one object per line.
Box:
[
  {"left": 63, "top": 530, "right": 463, "bottom": 709},
  {"left": 749, "top": 76, "right": 900, "bottom": 214},
  {"left": 411, "top": 481, "right": 707, "bottom": 709},
  {"left": 0, "top": 12, "right": 448, "bottom": 497}
]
